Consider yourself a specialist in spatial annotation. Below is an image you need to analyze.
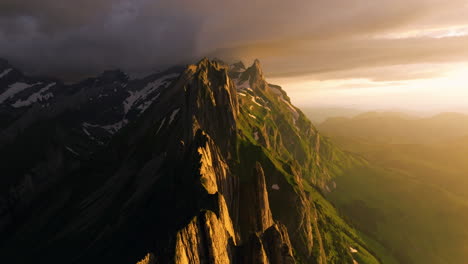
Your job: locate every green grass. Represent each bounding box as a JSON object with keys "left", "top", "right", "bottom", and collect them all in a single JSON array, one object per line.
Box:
[
  {"left": 234, "top": 131, "right": 383, "bottom": 263},
  {"left": 235, "top": 81, "right": 387, "bottom": 263},
  {"left": 304, "top": 181, "right": 385, "bottom": 264},
  {"left": 327, "top": 165, "right": 468, "bottom": 264}
]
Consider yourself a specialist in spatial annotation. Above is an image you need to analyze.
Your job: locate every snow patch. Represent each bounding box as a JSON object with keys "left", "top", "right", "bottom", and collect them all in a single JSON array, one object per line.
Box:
[
  {"left": 254, "top": 131, "right": 259, "bottom": 141},
  {"left": 280, "top": 97, "right": 299, "bottom": 124},
  {"left": 83, "top": 122, "right": 99, "bottom": 128},
  {"left": 0, "top": 82, "right": 39, "bottom": 104},
  {"left": 83, "top": 120, "right": 127, "bottom": 135},
  {"left": 250, "top": 96, "right": 270, "bottom": 111},
  {"left": 11, "top": 82, "right": 56, "bottom": 108},
  {"left": 238, "top": 92, "right": 247, "bottom": 97},
  {"left": 65, "top": 146, "right": 79, "bottom": 156},
  {"left": 169, "top": 108, "right": 180, "bottom": 125},
  {"left": 123, "top": 73, "right": 178, "bottom": 115},
  {"left": 82, "top": 127, "right": 91, "bottom": 137},
  {"left": 251, "top": 97, "right": 263, "bottom": 107},
  {"left": 156, "top": 117, "right": 166, "bottom": 134},
  {"left": 248, "top": 113, "right": 257, "bottom": 120},
  {"left": 81, "top": 123, "right": 104, "bottom": 144},
  {"left": 101, "top": 120, "right": 128, "bottom": 134},
  {"left": 349, "top": 247, "right": 358, "bottom": 253},
  {"left": 0, "top": 68, "right": 12, "bottom": 78},
  {"left": 272, "top": 184, "right": 280, "bottom": 190},
  {"left": 136, "top": 93, "right": 160, "bottom": 112}
]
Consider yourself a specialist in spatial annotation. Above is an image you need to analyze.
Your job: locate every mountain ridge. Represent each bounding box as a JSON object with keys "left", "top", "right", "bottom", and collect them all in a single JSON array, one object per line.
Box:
[
  {"left": 0, "top": 58, "right": 382, "bottom": 263},
  {"left": 319, "top": 111, "right": 468, "bottom": 145}
]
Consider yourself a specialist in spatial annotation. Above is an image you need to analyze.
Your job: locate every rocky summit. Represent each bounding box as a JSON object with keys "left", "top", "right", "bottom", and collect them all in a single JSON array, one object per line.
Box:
[{"left": 0, "top": 58, "right": 380, "bottom": 263}]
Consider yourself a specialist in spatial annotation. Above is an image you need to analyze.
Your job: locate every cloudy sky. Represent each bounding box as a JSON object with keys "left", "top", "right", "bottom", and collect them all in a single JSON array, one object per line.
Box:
[{"left": 1, "top": 0, "right": 467, "bottom": 112}]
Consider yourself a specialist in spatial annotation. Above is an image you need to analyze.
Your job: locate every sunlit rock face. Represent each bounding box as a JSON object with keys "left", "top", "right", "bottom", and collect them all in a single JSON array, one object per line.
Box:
[
  {"left": 136, "top": 253, "right": 156, "bottom": 264},
  {"left": 239, "top": 162, "right": 274, "bottom": 236}
]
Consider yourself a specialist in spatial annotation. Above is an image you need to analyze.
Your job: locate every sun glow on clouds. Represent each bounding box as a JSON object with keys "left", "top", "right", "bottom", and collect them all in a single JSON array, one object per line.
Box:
[
  {"left": 378, "top": 25, "right": 468, "bottom": 39},
  {"left": 271, "top": 63, "right": 468, "bottom": 112}
]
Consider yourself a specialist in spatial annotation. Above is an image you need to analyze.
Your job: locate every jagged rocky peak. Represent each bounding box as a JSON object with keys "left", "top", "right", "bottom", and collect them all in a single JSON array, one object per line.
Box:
[
  {"left": 136, "top": 253, "right": 156, "bottom": 264},
  {"left": 252, "top": 59, "right": 262, "bottom": 73},
  {"left": 230, "top": 59, "right": 271, "bottom": 92},
  {"left": 158, "top": 59, "right": 304, "bottom": 263},
  {"left": 174, "top": 196, "right": 238, "bottom": 264},
  {"left": 231, "top": 61, "right": 246, "bottom": 72},
  {"left": 190, "top": 58, "right": 230, "bottom": 86},
  {"left": 239, "top": 162, "right": 274, "bottom": 237},
  {"left": 196, "top": 57, "right": 222, "bottom": 69},
  {"left": 244, "top": 59, "right": 264, "bottom": 82},
  {"left": 186, "top": 57, "right": 240, "bottom": 127}
]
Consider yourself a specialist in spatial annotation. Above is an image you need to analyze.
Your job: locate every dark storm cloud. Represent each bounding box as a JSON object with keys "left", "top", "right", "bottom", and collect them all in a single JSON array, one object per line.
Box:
[
  {"left": 0, "top": 0, "right": 467, "bottom": 80},
  {"left": 0, "top": 0, "right": 204, "bottom": 78}
]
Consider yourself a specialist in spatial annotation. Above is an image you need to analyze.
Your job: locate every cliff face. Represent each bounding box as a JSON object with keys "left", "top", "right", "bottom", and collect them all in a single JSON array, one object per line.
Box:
[
  {"left": 0, "top": 59, "right": 380, "bottom": 264},
  {"left": 163, "top": 59, "right": 297, "bottom": 263}
]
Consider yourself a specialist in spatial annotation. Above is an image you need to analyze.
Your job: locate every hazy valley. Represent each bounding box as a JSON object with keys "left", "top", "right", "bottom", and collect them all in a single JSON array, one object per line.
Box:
[{"left": 309, "top": 111, "right": 468, "bottom": 264}]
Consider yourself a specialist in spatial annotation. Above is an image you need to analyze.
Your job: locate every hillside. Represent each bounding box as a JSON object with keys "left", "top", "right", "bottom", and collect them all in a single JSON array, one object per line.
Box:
[{"left": 313, "top": 112, "right": 468, "bottom": 264}]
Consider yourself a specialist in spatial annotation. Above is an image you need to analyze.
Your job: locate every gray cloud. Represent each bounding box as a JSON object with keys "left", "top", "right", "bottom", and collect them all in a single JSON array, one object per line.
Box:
[
  {"left": 0, "top": 0, "right": 467, "bottom": 80},
  {"left": 0, "top": 0, "right": 203, "bottom": 78},
  {"left": 220, "top": 35, "right": 468, "bottom": 79}
]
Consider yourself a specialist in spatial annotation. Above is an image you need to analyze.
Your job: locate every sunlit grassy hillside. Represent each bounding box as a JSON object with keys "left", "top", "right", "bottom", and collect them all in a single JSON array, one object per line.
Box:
[{"left": 310, "top": 111, "right": 468, "bottom": 264}]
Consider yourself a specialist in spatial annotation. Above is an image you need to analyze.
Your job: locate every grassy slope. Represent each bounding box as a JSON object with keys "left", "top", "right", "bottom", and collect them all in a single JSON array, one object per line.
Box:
[
  {"left": 235, "top": 135, "right": 385, "bottom": 263},
  {"left": 328, "top": 165, "right": 468, "bottom": 264},
  {"left": 235, "top": 80, "right": 386, "bottom": 263},
  {"left": 315, "top": 113, "right": 468, "bottom": 264}
]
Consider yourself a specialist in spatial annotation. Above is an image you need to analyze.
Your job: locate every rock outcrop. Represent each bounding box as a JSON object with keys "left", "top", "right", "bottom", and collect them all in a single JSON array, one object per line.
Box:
[
  {"left": 239, "top": 162, "right": 274, "bottom": 237},
  {"left": 262, "top": 223, "right": 295, "bottom": 264}
]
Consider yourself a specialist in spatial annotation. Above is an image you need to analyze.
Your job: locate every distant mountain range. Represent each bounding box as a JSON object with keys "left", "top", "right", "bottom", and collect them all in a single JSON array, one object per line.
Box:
[
  {"left": 299, "top": 107, "right": 364, "bottom": 124},
  {"left": 318, "top": 111, "right": 468, "bottom": 144},
  {"left": 0, "top": 58, "right": 384, "bottom": 263}
]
